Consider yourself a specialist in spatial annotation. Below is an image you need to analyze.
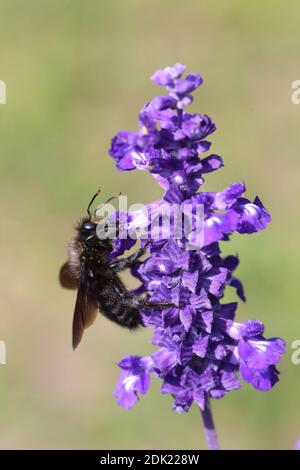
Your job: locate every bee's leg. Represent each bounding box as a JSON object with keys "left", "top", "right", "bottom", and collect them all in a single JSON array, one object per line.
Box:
[
  {"left": 140, "top": 300, "right": 176, "bottom": 309},
  {"left": 113, "top": 296, "right": 175, "bottom": 330},
  {"left": 109, "top": 246, "right": 147, "bottom": 272},
  {"left": 124, "top": 295, "right": 175, "bottom": 310}
]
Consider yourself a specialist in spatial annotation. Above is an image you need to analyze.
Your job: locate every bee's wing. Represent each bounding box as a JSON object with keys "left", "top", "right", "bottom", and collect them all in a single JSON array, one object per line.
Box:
[
  {"left": 72, "top": 263, "right": 97, "bottom": 350},
  {"left": 59, "top": 262, "right": 79, "bottom": 290}
]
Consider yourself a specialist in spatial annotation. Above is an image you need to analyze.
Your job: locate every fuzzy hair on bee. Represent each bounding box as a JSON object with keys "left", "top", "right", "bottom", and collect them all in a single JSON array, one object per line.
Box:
[{"left": 59, "top": 189, "right": 173, "bottom": 349}]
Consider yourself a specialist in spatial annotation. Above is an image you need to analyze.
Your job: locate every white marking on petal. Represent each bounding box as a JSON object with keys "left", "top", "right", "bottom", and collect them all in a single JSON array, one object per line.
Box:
[
  {"left": 206, "top": 216, "right": 222, "bottom": 228},
  {"left": 248, "top": 339, "right": 268, "bottom": 352},
  {"left": 244, "top": 204, "right": 258, "bottom": 216},
  {"left": 123, "top": 375, "right": 138, "bottom": 391}
]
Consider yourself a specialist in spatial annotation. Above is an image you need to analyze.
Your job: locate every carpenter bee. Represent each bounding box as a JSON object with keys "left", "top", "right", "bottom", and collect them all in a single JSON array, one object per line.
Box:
[{"left": 60, "top": 189, "right": 172, "bottom": 349}]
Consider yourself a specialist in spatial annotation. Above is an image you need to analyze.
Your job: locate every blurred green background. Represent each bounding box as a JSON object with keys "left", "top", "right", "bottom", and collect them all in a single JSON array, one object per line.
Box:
[{"left": 0, "top": 0, "right": 299, "bottom": 450}]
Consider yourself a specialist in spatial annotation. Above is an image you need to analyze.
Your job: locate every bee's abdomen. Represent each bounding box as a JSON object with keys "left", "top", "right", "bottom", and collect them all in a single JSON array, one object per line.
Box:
[
  {"left": 99, "top": 299, "right": 142, "bottom": 329},
  {"left": 94, "top": 277, "right": 142, "bottom": 329}
]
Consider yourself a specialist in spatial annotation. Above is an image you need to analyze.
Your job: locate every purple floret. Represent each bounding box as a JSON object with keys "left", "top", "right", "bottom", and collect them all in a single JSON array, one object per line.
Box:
[{"left": 114, "top": 356, "right": 153, "bottom": 409}]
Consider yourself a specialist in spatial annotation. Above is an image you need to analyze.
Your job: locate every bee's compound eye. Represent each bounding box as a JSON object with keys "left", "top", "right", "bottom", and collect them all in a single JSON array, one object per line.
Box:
[{"left": 83, "top": 222, "right": 96, "bottom": 231}]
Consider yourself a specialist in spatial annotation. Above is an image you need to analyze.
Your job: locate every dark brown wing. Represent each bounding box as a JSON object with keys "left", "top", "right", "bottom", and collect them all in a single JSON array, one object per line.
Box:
[
  {"left": 72, "top": 263, "right": 97, "bottom": 349},
  {"left": 59, "top": 262, "right": 79, "bottom": 290}
]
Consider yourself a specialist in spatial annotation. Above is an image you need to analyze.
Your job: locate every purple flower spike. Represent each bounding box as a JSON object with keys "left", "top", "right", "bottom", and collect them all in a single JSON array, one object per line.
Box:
[{"left": 109, "top": 64, "right": 285, "bottom": 447}]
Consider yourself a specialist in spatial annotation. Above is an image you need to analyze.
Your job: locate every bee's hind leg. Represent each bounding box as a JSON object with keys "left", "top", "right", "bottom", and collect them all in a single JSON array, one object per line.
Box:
[
  {"left": 115, "top": 296, "right": 175, "bottom": 330},
  {"left": 124, "top": 295, "right": 175, "bottom": 310}
]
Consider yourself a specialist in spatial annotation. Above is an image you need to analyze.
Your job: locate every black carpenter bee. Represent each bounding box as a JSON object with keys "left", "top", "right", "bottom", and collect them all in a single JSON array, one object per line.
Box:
[{"left": 60, "top": 189, "right": 172, "bottom": 349}]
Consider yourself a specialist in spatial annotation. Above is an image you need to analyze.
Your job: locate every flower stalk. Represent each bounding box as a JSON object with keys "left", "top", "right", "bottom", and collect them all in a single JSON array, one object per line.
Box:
[{"left": 200, "top": 401, "right": 220, "bottom": 450}]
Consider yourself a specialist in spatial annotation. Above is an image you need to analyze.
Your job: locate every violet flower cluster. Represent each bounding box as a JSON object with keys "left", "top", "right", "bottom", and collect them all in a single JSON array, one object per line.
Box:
[{"left": 109, "top": 64, "right": 285, "bottom": 413}]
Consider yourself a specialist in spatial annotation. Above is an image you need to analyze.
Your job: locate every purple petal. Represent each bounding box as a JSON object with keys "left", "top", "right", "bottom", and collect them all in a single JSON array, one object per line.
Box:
[
  {"left": 200, "top": 154, "right": 224, "bottom": 173},
  {"left": 173, "top": 73, "right": 203, "bottom": 96},
  {"left": 238, "top": 337, "right": 286, "bottom": 369},
  {"left": 203, "top": 214, "right": 234, "bottom": 246},
  {"left": 220, "top": 371, "right": 241, "bottom": 391},
  {"left": 204, "top": 267, "right": 230, "bottom": 297},
  {"left": 230, "top": 197, "right": 271, "bottom": 234},
  {"left": 192, "top": 334, "right": 210, "bottom": 358},
  {"left": 182, "top": 271, "right": 199, "bottom": 293},
  {"left": 179, "top": 306, "right": 194, "bottom": 331},
  {"left": 114, "top": 366, "right": 151, "bottom": 410},
  {"left": 213, "top": 182, "right": 246, "bottom": 210},
  {"left": 230, "top": 277, "right": 246, "bottom": 302},
  {"left": 240, "top": 363, "right": 280, "bottom": 391},
  {"left": 181, "top": 113, "right": 216, "bottom": 141},
  {"left": 172, "top": 390, "right": 193, "bottom": 413},
  {"left": 151, "top": 63, "right": 186, "bottom": 87},
  {"left": 227, "top": 320, "right": 264, "bottom": 341},
  {"left": 151, "top": 347, "right": 178, "bottom": 375},
  {"left": 150, "top": 95, "right": 177, "bottom": 110}
]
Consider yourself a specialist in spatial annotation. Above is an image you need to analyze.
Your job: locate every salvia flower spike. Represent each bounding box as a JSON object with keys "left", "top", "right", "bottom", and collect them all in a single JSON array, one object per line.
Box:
[{"left": 109, "top": 63, "right": 286, "bottom": 449}]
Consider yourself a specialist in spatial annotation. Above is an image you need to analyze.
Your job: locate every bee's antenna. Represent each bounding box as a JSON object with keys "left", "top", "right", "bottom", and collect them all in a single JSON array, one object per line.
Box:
[
  {"left": 87, "top": 187, "right": 101, "bottom": 216},
  {"left": 93, "top": 192, "right": 122, "bottom": 218},
  {"left": 99, "top": 192, "right": 122, "bottom": 208}
]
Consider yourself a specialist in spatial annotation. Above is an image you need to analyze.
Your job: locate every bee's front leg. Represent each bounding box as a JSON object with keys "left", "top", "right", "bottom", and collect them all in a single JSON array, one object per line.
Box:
[{"left": 109, "top": 246, "right": 147, "bottom": 273}]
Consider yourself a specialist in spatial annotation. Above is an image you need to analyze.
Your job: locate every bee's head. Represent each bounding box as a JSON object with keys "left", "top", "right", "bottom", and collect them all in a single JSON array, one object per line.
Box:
[
  {"left": 81, "top": 188, "right": 117, "bottom": 251},
  {"left": 79, "top": 218, "right": 112, "bottom": 252}
]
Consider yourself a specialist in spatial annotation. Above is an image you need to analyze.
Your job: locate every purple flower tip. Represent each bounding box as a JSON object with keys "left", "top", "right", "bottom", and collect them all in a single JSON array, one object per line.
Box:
[
  {"left": 151, "top": 63, "right": 186, "bottom": 86},
  {"left": 237, "top": 336, "right": 286, "bottom": 391}
]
